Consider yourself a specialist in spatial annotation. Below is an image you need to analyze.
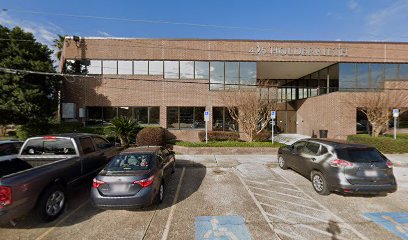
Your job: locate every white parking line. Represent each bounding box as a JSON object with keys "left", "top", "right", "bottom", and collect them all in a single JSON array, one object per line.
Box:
[
  {"left": 249, "top": 185, "right": 315, "bottom": 202},
  {"left": 253, "top": 193, "right": 326, "bottom": 212},
  {"left": 234, "top": 169, "right": 282, "bottom": 240},
  {"left": 161, "top": 167, "right": 185, "bottom": 240},
  {"left": 267, "top": 179, "right": 296, "bottom": 186},
  {"left": 273, "top": 169, "right": 369, "bottom": 240},
  {"left": 246, "top": 179, "right": 300, "bottom": 192}
]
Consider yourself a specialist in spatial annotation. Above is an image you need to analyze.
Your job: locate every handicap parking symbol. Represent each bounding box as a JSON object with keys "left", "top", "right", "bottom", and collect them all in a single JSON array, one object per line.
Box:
[
  {"left": 364, "top": 212, "right": 408, "bottom": 240},
  {"left": 195, "top": 216, "right": 251, "bottom": 240}
]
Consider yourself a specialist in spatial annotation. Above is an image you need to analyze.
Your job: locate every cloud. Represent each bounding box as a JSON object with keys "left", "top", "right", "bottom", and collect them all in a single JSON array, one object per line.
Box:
[
  {"left": 348, "top": 0, "right": 359, "bottom": 11},
  {"left": 96, "top": 31, "right": 112, "bottom": 37},
  {"left": 0, "top": 11, "right": 64, "bottom": 62}
]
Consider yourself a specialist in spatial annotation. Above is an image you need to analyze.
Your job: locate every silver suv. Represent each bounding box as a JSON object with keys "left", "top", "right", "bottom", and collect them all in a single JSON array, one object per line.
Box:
[{"left": 277, "top": 139, "right": 397, "bottom": 195}]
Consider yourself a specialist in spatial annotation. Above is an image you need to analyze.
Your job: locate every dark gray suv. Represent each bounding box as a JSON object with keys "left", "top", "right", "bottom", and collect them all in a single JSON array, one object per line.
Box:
[{"left": 277, "top": 139, "right": 397, "bottom": 195}]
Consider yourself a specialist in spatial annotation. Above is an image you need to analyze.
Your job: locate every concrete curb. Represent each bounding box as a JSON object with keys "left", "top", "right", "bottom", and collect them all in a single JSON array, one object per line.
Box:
[{"left": 173, "top": 145, "right": 279, "bottom": 155}]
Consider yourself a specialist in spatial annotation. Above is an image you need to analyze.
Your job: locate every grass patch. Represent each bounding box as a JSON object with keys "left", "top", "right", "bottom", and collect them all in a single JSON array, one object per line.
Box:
[
  {"left": 175, "top": 141, "right": 284, "bottom": 148},
  {"left": 347, "top": 134, "right": 408, "bottom": 153}
]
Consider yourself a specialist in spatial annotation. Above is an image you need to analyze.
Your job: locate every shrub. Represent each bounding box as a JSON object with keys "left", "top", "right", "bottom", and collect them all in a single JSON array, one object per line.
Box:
[
  {"left": 16, "top": 122, "right": 50, "bottom": 140},
  {"left": 198, "top": 131, "right": 240, "bottom": 142},
  {"left": 347, "top": 134, "right": 408, "bottom": 153},
  {"left": 106, "top": 117, "right": 141, "bottom": 147},
  {"left": 49, "top": 122, "right": 84, "bottom": 134},
  {"left": 253, "top": 132, "right": 272, "bottom": 142},
  {"left": 136, "top": 127, "right": 166, "bottom": 146}
]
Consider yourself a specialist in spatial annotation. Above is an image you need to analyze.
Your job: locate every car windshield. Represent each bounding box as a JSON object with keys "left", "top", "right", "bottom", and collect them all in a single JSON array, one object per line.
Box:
[
  {"left": 337, "top": 148, "right": 385, "bottom": 163},
  {"left": 21, "top": 138, "right": 76, "bottom": 155},
  {"left": 105, "top": 154, "right": 153, "bottom": 172}
]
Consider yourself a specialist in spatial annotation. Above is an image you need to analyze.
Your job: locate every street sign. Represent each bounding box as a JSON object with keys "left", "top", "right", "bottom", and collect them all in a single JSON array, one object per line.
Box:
[
  {"left": 204, "top": 111, "right": 210, "bottom": 122},
  {"left": 393, "top": 109, "right": 399, "bottom": 118},
  {"left": 271, "top": 111, "right": 276, "bottom": 119}
]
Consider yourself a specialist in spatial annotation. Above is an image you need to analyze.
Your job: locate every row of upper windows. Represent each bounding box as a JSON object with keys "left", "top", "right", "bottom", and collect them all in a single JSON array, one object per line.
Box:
[{"left": 64, "top": 60, "right": 256, "bottom": 82}]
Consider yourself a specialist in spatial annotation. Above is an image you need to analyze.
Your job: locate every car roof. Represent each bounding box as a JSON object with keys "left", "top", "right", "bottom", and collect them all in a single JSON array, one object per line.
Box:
[
  {"left": 120, "top": 146, "right": 163, "bottom": 154},
  {"left": 301, "top": 138, "right": 373, "bottom": 149},
  {"left": 0, "top": 140, "right": 24, "bottom": 144},
  {"left": 32, "top": 133, "right": 101, "bottom": 138}
]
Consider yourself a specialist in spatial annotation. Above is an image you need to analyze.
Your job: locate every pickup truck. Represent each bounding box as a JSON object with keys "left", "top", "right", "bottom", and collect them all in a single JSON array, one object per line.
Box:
[{"left": 0, "top": 133, "right": 119, "bottom": 224}]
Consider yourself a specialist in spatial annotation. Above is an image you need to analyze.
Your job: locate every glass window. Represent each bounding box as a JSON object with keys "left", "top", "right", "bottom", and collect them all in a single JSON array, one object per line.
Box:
[
  {"left": 193, "top": 107, "right": 205, "bottom": 129},
  {"left": 149, "top": 107, "right": 160, "bottom": 124},
  {"left": 118, "top": 107, "right": 132, "bottom": 118},
  {"left": 79, "top": 137, "right": 95, "bottom": 154},
  {"left": 370, "top": 64, "right": 384, "bottom": 89},
  {"left": 212, "top": 107, "right": 224, "bottom": 131},
  {"left": 167, "top": 107, "right": 179, "bottom": 129},
  {"left": 224, "top": 108, "right": 238, "bottom": 131},
  {"left": 179, "top": 107, "right": 194, "bottom": 129},
  {"left": 87, "top": 107, "right": 103, "bottom": 124},
  {"left": 337, "top": 148, "right": 385, "bottom": 163},
  {"left": 164, "top": 61, "right": 179, "bottom": 79},
  {"left": 0, "top": 143, "right": 19, "bottom": 156},
  {"left": 210, "top": 62, "right": 224, "bottom": 90},
  {"left": 134, "top": 107, "right": 148, "bottom": 124},
  {"left": 339, "top": 63, "right": 356, "bottom": 91},
  {"left": 102, "top": 60, "right": 117, "bottom": 74},
  {"left": 180, "top": 61, "right": 194, "bottom": 79},
  {"left": 105, "top": 154, "right": 153, "bottom": 171},
  {"left": 93, "top": 137, "right": 111, "bottom": 150},
  {"left": 240, "top": 62, "right": 256, "bottom": 89},
  {"left": 303, "top": 142, "right": 320, "bottom": 156},
  {"left": 195, "top": 61, "right": 209, "bottom": 79},
  {"left": 103, "top": 107, "right": 117, "bottom": 121},
  {"left": 225, "top": 62, "right": 239, "bottom": 90},
  {"left": 319, "top": 69, "right": 328, "bottom": 94},
  {"left": 134, "top": 61, "right": 148, "bottom": 75},
  {"left": 400, "top": 64, "right": 408, "bottom": 80},
  {"left": 87, "top": 60, "right": 102, "bottom": 74},
  {"left": 149, "top": 61, "right": 163, "bottom": 75},
  {"left": 292, "top": 141, "right": 306, "bottom": 152},
  {"left": 357, "top": 64, "right": 369, "bottom": 90},
  {"left": 320, "top": 146, "right": 328, "bottom": 155},
  {"left": 385, "top": 64, "right": 398, "bottom": 80},
  {"left": 21, "top": 138, "right": 76, "bottom": 155},
  {"left": 328, "top": 64, "right": 339, "bottom": 93},
  {"left": 118, "top": 61, "right": 133, "bottom": 75}
]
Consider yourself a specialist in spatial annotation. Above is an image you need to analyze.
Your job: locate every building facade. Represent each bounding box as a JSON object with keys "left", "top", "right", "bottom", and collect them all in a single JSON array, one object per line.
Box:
[{"left": 59, "top": 38, "right": 408, "bottom": 141}]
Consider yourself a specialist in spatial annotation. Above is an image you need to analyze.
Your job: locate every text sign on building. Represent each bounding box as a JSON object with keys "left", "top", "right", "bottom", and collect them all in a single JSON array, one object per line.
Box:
[
  {"left": 393, "top": 109, "right": 399, "bottom": 118},
  {"left": 271, "top": 111, "right": 276, "bottom": 120},
  {"left": 204, "top": 111, "right": 210, "bottom": 122},
  {"left": 249, "top": 45, "right": 348, "bottom": 57}
]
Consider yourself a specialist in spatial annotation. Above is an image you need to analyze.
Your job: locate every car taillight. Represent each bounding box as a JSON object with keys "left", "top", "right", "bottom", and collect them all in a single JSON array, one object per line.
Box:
[
  {"left": 132, "top": 176, "right": 154, "bottom": 188},
  {"left": 0, "top": 186, "right": 12, "bottom": 208},
  {"left": 43, "top": 136, "right": 57, "bottom": 140},
  {"left": 386, "top": 160, "right": 393, "bottom": 169},
  {"left": 92, "top": 178, "right": 106, "bottom": 188},
  {"left": 330, "top": 159, "right": 353, "bottom": 167}
]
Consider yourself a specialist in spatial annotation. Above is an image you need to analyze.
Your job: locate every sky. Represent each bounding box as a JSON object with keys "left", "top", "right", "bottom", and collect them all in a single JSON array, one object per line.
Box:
[{"left": 1, "top": 0, "right": 408, "bottom": 54}]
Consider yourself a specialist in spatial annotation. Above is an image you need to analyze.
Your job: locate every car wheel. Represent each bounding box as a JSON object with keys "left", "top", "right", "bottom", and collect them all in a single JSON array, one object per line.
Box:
[
  {"left": 156, "top": 182, "right": 164, "bottom": 204},
  {"left": 311, "top": 171, "right": 330, "bottom": 195},
  {"left": 171, "top": 159, "right": 176, "bottom": 174},
  {"left": 37, "top": 184, "right": 66, "bottom": 221},
  {"left": 278, "top": 156, "right": 288, "bottom": 170}
]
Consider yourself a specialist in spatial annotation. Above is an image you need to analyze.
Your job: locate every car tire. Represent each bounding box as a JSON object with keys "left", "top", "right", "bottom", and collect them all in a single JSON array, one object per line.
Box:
[
  {"left": 37, "top": 184, "right": 66, "bottom": 222},
  {"left": 311, "top": 171, "right": 330, "bottom": 195},
  {"left": 155, "top": 182, "right": 164, "bottom": 204},
  {"left": 278, "top": 156, "right": 288, "bottom": 170},
  {"left": 171, "top": 158, "right": 176, "bottom": 174}
]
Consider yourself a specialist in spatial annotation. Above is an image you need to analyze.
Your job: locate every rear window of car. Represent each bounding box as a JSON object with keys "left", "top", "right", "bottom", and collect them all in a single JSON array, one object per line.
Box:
[
  {"left": 0, "top": 143, "right": 19, "bottom": 156},
  {"left": 337, "top": 148, "right": 385, "bottom": 163},
  {"left": 105, "top": 154, "right": 153, "bottom": 172},
  {"left": 21, "top": 138, "right": 76, "bottom": 155}
]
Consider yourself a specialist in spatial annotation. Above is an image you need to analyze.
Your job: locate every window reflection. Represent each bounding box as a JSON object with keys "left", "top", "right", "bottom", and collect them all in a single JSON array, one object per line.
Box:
[
  {"left": 240, "top": 62, "right": 256, "bottom": 89},
  {"left": 195, "top": 61, "right": 209, "bottom": 79},
  {"left": 384, "top": 64, "right": 398, "bottom": 80},
  {"left": 167, "top": 107, "right": 206, "bottom": 129},
  {"left": 400, "top": 64, "right": 408, "bottom": 80},
  {"left": 357, "top": 64, "right": 369, "bottom": 90},
  {"left": 225, "top": 62, "right": 239, "bottom": 90},
  {"left": 149, "top": 61, "right": 163, "bottom": 75},
  {"left": 164, "top": 61, "right": 179, "bottom": 79},
  {"left": 210, "top": 62, "right": 225, "bottom": 90},
  {"left": 103, "top": 60, "right": 117, "bottom": 74},
  {"left": 212, "top": 107, "right": 237, "bottom": 131},
  {"left": 118, "top": 61, "right": 132, "bottom": 75},
  {"left": 370, "top": 64, "right": 384, "bottom": 89},
  {"left": 134, "top": 61, "right": 148, "bottom": 75},
  {"left": 180, "top": 61, "right": 194, "bottom": 79}
]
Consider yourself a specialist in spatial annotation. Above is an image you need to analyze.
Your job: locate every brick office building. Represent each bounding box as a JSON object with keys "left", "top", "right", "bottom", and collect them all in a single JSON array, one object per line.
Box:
[{"left": 58, "top": 38, "right": 408, "bottom": 141}]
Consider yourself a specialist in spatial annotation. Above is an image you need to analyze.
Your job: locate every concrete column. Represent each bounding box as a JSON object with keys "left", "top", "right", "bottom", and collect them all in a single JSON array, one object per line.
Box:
[
  {"left": 206, "top": 106, "right": 213, "bottom": 131},
  {"left": 160, "top": 106, "right": 167, "bottom": 129}
]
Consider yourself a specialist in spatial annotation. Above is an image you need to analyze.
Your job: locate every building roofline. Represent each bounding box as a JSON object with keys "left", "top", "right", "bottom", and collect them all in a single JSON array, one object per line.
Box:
[{"left": 64, "top": 36, "right": 408, "bottom": 45}]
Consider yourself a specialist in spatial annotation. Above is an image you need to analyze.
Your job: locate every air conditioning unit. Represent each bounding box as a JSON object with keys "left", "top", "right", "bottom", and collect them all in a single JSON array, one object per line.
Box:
[{"left": 62, "top": 103, "right": 76, "bottom": 119}]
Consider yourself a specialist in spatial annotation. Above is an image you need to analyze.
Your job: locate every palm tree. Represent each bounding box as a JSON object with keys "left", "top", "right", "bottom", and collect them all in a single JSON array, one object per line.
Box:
[
  {"left": 53, "top": 34, "right": 67, "bottom": 60},
  {"left": 106, "top": 117, "right": 141, "bottom": 147}
]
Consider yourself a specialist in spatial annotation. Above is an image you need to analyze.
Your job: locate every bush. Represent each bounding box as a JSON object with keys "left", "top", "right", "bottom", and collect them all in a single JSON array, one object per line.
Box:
[
  {"left": 16, "top": 122, "right": 50, "bottom": 140},
  {"left": 253, "top": 132, "right": 272, "bottom": 142},
  {"left": 136, "top": 127, "right": 166, "bottom": 146},
  {"left": 198, "top": 131, "right": 240, "bottom": 142},
  {"left": 347, "top": 134, "right": 408, "bottom": 153},
  {"left": 49, "top": 122, "right": 84, "bottom": 134}
]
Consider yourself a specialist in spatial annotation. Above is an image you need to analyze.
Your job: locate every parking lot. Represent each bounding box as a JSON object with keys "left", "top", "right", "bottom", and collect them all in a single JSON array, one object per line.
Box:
[{"left": 1, "top": 155, "right": 407, "bottom": 240}]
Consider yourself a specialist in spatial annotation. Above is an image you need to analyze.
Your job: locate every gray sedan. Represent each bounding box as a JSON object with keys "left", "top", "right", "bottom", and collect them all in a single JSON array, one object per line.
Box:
[
  {"left": 277, "top": 139, "right": 397, "bottom": 195},
  {"left": 91, "top": 146, "right": 176, "bottom": 209}
]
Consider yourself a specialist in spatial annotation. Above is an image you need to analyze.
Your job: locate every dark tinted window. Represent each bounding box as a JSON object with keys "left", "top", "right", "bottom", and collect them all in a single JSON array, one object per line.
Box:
[
  {"left": 93, "top": 137, "right": 111, "bottom": 150},
  {"left": 105, "top": 154, "right": 153, "bottom": 171},
  {"left": 337, "top": 148, "right": 385, "bottom": 163},
  {"left": 79, "top": 137, "right": 95, "bottom": 154},
  {"left": 22, "top": 138, "right": 76, "bottom": 155},
  {"left": 320, "top": 146, "right": 328, "bottom": 155},
  {"left": 303, "top": 142, "right": 320, "bottom": 156},
  {"left": 0, "top": 143, "right": 19, "bottom": 156},
  {"left": 292, "top": 141, "right": 306, "bottom": 152}
]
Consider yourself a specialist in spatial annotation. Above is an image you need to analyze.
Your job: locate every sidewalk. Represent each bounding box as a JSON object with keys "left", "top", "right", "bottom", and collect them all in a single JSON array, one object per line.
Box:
[{"left": 176, "top": 154, "right": 408, "bottom": 167}]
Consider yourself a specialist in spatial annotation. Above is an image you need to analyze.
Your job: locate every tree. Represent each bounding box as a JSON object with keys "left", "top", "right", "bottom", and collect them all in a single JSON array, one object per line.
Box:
[
  {"left": 345, "top": 89, "right": 408, "bottom": 137},
  {"left": 222, "top": 90, "right": 278, "bottom": 142},
  {"left": 106, "top": 117, "right": 141, "bottom": 147},
  {"left": 52, "top": 34, "right": 67, "bottom": 60},
  {"left": 0, "top": 25, "right": 57, "bottom": 125}
]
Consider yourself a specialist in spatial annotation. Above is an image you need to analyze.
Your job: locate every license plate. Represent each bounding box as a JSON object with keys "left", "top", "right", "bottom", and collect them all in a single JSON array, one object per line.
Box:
[
  {"left": 364, "top": 170, "right": 378, "bottom": 177},
  {"left": 112, "top": 184, "right": 128, "bottom": 192}
]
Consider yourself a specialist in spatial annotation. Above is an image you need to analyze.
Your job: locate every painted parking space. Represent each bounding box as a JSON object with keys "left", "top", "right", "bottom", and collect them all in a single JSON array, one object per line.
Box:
[
  {"left": 195, "top": 216, "right": 251, "bottom": 240},
  {"left": 364, "top": 212, "right": 408, "bottom": 240}
]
